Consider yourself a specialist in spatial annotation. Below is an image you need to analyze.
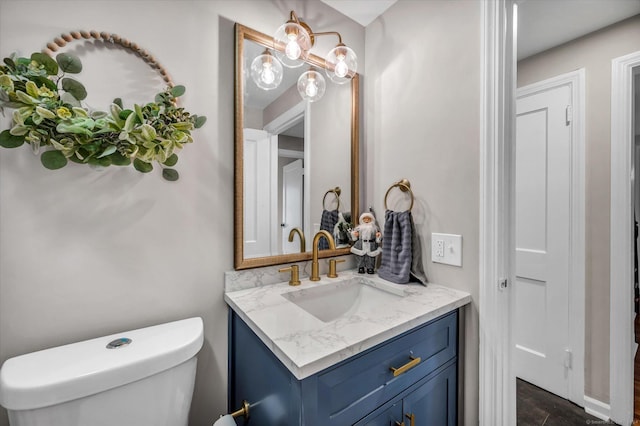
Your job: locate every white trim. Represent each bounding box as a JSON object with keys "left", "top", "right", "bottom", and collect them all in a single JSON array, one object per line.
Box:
[
  {"left": 515, "top": 69, "right": 586, "bottom": 407},
  {"left": 269, "top": 134, "right": 279, "bottom": 256},
  {"left": 479, "top": 1, "right": 516, "bottom": 424},
  {"left": 610, "top": 50, "right": 640, "bottom": 426},
  {"left": 583, "top": 396, "right": 612, "bottom": 422},
  {"left": 263, "top": 100, "right": 312, "bottom": 246},
  {"left": 278, "top": 148, "right": 304, "bottom": 159},
  {"left": 263, "top": 101, "right": 305, "bottom": 134},
  {"left": 303, "top": 101, "right": 311, "bottom": 243}
]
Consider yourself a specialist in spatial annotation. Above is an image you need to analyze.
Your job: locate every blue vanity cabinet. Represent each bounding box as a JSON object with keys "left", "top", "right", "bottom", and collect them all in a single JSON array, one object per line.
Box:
[
  {"left": 228, "top": 309, "right": 458, "bottom": 425},
  {"left": 355, "top": 361, "right": 457, "bottom": 426}
]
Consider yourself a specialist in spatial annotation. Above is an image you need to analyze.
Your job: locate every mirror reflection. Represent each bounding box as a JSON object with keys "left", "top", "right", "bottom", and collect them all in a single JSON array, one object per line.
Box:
[{"left": 234, "top": 24, "right": 359, "bottom": 269}]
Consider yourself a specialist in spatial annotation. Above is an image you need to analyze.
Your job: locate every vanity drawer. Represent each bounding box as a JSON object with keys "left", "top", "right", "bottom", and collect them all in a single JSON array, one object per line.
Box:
[{"left": 315, "top": 311, "right": 457, "bottom": 425}]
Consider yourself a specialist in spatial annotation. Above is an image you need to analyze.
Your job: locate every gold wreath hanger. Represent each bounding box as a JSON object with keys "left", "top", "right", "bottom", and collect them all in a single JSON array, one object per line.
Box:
[{"left": 384, "top": 178, "right": 414, "bottom": 211}]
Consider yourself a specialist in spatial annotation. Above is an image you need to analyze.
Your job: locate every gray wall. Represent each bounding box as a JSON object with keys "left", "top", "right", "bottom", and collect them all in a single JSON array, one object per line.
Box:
[
  {"left": 517, "top": 14, "right": 640, "bottom": 403},
  {"left": 0, "top": 1, "right": 364, "bottom": 425},
  {"left": 0, "top": 0, "right": 486, "bottom": 425},
  {"left": 365, "top": 1, "right": 481, "bottom": 424}
]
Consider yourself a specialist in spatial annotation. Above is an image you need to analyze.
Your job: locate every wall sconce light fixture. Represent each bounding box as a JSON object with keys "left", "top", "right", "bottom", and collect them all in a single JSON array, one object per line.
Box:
[
  {"left": 250, "top": 10, "right": 357, "bottom": 102},
  {"left": 250, "top": 49, "right": 284, "bottom": 90},
  {"left": 297, "top": 68, "right": 326, "bottom": 103}
]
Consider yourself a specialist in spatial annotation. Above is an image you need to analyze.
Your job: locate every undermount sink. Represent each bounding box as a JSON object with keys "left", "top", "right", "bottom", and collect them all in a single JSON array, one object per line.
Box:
[{"left": 281, "top": 278, "right": 405, "bottom": 323}]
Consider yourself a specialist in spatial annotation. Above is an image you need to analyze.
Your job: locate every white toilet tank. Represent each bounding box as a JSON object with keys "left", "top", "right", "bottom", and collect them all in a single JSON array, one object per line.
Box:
[{"left": 0, "top": 317, "right": 204, "bottom": 426}]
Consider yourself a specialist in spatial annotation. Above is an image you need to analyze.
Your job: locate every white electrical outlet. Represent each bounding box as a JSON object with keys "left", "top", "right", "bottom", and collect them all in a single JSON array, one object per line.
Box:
[{"left": 431, "top": 233, "right": 462, "bottom": 266}]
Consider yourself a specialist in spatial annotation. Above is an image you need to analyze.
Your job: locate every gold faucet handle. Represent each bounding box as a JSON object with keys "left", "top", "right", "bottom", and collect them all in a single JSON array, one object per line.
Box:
[
  {"left": 327, "top": 259, "right": 346, "bottom": 278},
  {"left": 278, "top": 265, "right": 301, "bottom": 286}
]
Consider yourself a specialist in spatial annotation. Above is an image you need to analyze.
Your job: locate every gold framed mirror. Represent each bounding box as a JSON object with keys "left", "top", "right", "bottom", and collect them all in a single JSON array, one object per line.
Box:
[{"left": 234, "top": 23, "right": 359, "bottom": 270}]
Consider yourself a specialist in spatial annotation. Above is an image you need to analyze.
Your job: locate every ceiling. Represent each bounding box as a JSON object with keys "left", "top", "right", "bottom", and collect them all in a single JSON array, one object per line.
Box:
[
  {"left": 319, "top": 0, "right": 398, "bottom": 27},
  {"left": 319, "top": 0, "right": 640, "bottom": 60},
  {"left": 517, "top": 0, "right": 640, "bottom": 60}
]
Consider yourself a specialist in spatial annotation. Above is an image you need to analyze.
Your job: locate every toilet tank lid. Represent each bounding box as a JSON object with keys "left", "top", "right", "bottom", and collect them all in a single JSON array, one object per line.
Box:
[{"left": 0, "top": 317, "right": 204, "bottom": 411}]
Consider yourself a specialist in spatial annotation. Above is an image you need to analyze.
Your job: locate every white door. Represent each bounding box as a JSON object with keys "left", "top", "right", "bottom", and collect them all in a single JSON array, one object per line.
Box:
[
  {"left": 513, "top": 84, "right": 572, "bottom": 398},
  {"left": 281, "top": 159, "right": 304, "bottom": 254},
  {"left": 243, "top": 128, "right": 275, "bottom": 258}
]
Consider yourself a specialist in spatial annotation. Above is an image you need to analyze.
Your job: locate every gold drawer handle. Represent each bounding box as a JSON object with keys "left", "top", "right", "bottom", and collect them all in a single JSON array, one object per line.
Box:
[
  {"left": 405, "top": 413, "right": 415, "bottom": 426},
  {"left": 389, "top": 355, "right": 421, "bottom": 377},
  {"left": 395, "top": 422, "right": 405, "bottom": 426}
]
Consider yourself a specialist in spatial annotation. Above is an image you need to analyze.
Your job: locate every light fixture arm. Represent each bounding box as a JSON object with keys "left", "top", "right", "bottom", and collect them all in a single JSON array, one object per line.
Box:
[
  {"left": 287, "top": 10, "right": 344, "bottom": 47},
  {"left": 311, "top": 31, "right": 343, "bottom": 45}
]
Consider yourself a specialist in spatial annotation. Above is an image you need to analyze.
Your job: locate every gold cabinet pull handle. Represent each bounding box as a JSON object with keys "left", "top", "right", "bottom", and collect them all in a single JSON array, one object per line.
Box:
[
  {"left": 394, "top": 422, "right": 405, "bottom": 426},
  {"left": 405, "top": 413, "right": 415, "bottom": 426},
  {"left": 389, "top": 355, "right": 421, "bottom": 377}
]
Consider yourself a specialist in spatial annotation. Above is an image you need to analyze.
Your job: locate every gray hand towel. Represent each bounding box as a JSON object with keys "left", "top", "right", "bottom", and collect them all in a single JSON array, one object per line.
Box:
[
  {"left": 378, "top": 210, "right": 428, "bottom": 285},
  {"left": 319, "top": 209, "right": 339, "bottom": 250}
]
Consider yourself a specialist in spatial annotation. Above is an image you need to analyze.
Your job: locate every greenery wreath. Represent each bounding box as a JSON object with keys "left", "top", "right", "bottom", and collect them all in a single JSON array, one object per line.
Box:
[{"left": 0, "top": 31, "right": 206, "bottom": 181}]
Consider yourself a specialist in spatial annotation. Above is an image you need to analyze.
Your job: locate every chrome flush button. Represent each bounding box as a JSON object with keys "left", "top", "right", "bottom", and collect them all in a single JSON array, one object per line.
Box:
[{"left": 106, "top": 337, "right": 132, "bottom": 349}]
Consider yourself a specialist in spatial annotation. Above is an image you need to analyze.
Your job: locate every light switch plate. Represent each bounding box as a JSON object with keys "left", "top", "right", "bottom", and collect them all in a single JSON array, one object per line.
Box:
[{"left": 431, "top": 233, "right": 462, "bottom": 266}]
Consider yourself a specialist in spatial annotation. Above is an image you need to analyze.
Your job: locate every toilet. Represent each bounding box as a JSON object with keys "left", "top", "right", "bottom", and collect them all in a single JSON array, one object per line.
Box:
[{"left": 0, "top": 317, "right": 203, "bottom": 426}]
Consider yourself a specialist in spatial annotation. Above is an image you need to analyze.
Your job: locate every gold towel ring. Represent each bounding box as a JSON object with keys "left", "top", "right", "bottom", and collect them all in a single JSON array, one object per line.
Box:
[
  {"left": 42, "top": 30, "right": 175, "bottom": 87},
  {"left": 322, "top": 187, "right": 341, "bottom": 211},
  {"left": 384, "top": 178, "right": 414, "bottom": 211}
]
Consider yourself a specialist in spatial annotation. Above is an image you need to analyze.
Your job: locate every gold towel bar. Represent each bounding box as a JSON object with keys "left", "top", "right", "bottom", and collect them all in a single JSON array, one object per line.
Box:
[
  {"left": 384, "top": 178, "right": 414, "bottom": 211},
  {"left": 229, "top": 400, "right": 250, "bottom": 420}
]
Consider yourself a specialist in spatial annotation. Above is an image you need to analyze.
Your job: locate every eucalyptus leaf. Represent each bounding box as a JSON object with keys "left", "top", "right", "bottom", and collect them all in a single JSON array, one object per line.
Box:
[
  {"left": 162, "top": 168, "right": 179, "bottom": 181},
  {"left": 60, "top": 92, "right": 81, "bottom": 107},
  {"left": 194, "top": 115, "right": 207, "bottom": 129},
  {"left": 89, "top": 156, "right": 112, "bottom": 167},
  {"left": 110, "top": 152, "right": 131, "bottom": 166},
  {"left": 163, "top": 153, "right": 178, "bottom": 167},
  {"left": 0, "top": 130, "right": 25, "bottom": 148},
  {"left": 82, "top": 141, "right": 100, "bottom": 154},
  {"left": 56, "top": 52, "right": 82, "bottom": 73},
  {"left": 31, "top": 52, "right": 59, "bottom": 75},
  {"left": 170, "top": 85, "right": 185, "bottom": 98},
  {"left": 61, "top": 78, "right": 87, "bottom": 101},
  {"left": 41, "top": 150, "right": 68, "bottom": 169},
  {"left": 133, "top": 158, "right": 153, "bottom": 173}
]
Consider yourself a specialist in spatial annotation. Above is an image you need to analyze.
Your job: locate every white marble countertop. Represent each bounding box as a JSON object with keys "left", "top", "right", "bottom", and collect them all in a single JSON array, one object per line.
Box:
[{"left": 224, "top": 271, "right": 472, "bottom": 380}]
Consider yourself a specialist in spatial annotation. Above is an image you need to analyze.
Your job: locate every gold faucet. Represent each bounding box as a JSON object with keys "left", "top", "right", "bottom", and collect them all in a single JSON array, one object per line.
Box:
[
  {"left": 311, "top": 230, "right": 335, "bottom": 281},
  {"left": 288, "top": 227, "right": 306, "bottom": 253},
  {"left": 327, "top": 258, "right": 346, "bottom": 278},
  {"left": 278, "top": 265, "right": 301, "bottom": 286}
]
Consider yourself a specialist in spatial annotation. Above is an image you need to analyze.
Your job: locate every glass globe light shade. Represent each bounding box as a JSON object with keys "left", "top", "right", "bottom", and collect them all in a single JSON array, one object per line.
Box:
[
  {"left": 274, "top": 21, "right": 312, "bottom": 68},
  {"left": 297, "top": 69, "right": 326, "bottom": 102},
  {"left": 250, "top": 52, "right": 283, "bottom": 90},
  {"left": 325, "top": 44, "right": 357, "bottom": 84}
]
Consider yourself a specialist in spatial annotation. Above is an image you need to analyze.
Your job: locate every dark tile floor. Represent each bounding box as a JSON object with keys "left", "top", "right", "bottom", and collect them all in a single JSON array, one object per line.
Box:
[{"left": 516, "top": 379, "right": 613, "bottom": 426}]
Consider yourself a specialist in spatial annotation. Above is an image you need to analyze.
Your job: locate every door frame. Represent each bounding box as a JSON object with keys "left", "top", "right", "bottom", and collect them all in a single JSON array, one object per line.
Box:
[
  {"left": 479, "top": 1, "right": 516, "bottom": 424},
  {"left": 610, "top": 50, "right": 640, "bottom": 426},
  {"left": 264, "top": 101, "right": 312, "bottom": 247},
  {"left": 515, "top": 69, "right": 586, "bottom": 406},
  {"left": 481, "top": 2, "right": 637, "bottom": 424}
]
